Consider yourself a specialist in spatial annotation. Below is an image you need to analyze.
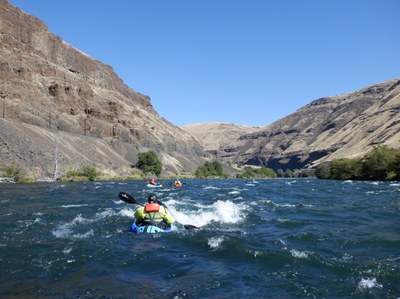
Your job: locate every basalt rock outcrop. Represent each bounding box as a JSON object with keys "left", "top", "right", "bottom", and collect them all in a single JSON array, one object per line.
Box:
[
  {"left": 1, "top": 0, "right": 399, "bottom": 179},
  {"left": 0, "top": 0, "right": 209, "bottom": 178}
]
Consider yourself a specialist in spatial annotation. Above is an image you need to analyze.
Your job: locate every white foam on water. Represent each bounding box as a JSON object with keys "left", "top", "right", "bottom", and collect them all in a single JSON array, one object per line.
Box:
[
  {"left": 252, "top": 250, "right": 261, "bottom": 258},
  {"left": 95, "top": 208, "right": 117, "bottom": 219},
  {"left": 118, "top": 207, "right": 135, "bottom": 218},
  {"left": 203, "top": 186, "right": 220, "bottom": 190},
  {"left": 52, "top": 212, "right": 107, "bottom": 239},
  {"left": 52, "top": 225, "right": 72, "bottom": 238},
  {"left": 33, "top": 217, "right": 44, "bottom": 224},
  {"left": 277, "top": 203, "right": 297, "bottom": 208},
  {"left": 72, "top": 229, "right": 94, "bottom": 239},
  {"left": 276, "top": 218, "right": 291, "bottom": 223},
  {"left": 61, "top": 204, "right": 89, "bottom": 208},
  {"left": 290, "top": 249, "right": 309, "bottom": 259},
  {"left": 228, "top": 190, "right": 240, "bottom": 195},
  {"left": 63, "top": 247, "right": 72, "bottom": 254},
  {"left": 112, "top": 200, "right": 125, "bottom": 205},
  {"left": 208, "top": 236, "right": 224, "bottom": 249},
  {"left": 167, "top": 199, "right": 246, "bottom": 227},
  {"left": 357, "top": 278, "right": 382, "bottom": 291}
]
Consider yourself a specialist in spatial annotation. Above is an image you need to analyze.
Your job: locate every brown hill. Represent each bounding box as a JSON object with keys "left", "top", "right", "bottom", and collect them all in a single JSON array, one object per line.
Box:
[
  {"left": 181, "top": 122, "right": 260, "bottom": 152},
  {"left": 206, "top": 78, "right": 400, "bottom": 171},
  {"left": 0, "top": 0, "right": 209, "bottom": 179},
  {"left": 1, "top": 0, "right": 399, "bottom": 179}
]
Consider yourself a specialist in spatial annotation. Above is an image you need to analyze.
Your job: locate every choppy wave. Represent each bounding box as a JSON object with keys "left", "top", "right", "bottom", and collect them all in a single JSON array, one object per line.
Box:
[{"left": 0, "top": 179, "right": 399, "bottom": 298}]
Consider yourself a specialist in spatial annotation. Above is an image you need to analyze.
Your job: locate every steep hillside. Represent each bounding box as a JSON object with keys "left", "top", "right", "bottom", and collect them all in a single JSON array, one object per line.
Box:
[
  {"left": 228, "top": 78, "right": 400, "bottom": 170},
  {"left": 180, "top": 122, "right": 260, "bottom": 152},
  {"left": 1, "top": 0, "right": 399, "bottom": 179},
  {"left": 0, "top": 0, "right": 209, "bottom": 178}
]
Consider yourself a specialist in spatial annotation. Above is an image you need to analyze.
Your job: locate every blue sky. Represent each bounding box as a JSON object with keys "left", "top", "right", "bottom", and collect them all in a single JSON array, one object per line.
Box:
[{"left": 8, "top": 0, "right": 400, "bottom": 126}]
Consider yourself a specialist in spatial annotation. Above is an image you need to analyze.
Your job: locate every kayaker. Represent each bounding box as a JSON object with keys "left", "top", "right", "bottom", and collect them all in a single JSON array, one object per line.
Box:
[
  {"left": 150, "top": 178, "right": 157, "bottom": 185},
  {"left": 174, "top": 178, "right": 182, "bottom": 187},
  {"left": 134, "top": 194, "right": 176, "bottom": 229}
]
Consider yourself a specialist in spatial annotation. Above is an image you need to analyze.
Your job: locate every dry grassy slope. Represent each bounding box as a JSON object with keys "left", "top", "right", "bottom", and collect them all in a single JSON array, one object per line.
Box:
[
  {"left": 182, "top": 79, "right": 400, "bottom": 171},
  {"left": 234, "top": 78, "right": 400, "bottom": 169},
  {"left": 180, "top": 122, "right": 261, "bottom": 151}
]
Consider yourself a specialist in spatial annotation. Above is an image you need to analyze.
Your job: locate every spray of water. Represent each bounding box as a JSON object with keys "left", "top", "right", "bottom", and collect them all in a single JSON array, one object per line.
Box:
[{"left": 165, "top": 199, "right": 246, "bottom": 227}]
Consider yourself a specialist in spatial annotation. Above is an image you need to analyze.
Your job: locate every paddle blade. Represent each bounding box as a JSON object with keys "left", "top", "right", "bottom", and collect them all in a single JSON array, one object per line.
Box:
[
  {"left": 184, "top": 224, "right": 199, "bottom": 230},
  {"left": 118, "top": 192, "right": 137, "bottom": 204}
]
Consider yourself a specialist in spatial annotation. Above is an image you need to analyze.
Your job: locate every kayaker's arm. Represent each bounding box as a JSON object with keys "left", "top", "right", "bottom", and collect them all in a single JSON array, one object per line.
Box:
[
  {"left": 134, "top": 207, "right": 145, "bottom": 220},
  {"left": 161, "top": 206, "right": 175, "bottom": 224}
]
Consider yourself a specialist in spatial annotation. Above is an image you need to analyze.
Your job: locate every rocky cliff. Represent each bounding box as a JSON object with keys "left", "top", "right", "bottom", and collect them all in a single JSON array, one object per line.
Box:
[
  {"left": 2, "top": 0, "right": 399, "bottom": 179},
  {"left": 0, "top": 0, "right": 209, "bottom": 178},
  {"left": 183, "top": 79, "right": 400, "bottom": 171}
]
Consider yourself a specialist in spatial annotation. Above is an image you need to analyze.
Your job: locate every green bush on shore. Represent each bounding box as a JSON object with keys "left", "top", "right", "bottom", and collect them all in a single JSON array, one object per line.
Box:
[
  {"left": 136, "top": 151, "right": 162, "bottom": 176},
  {"left": 64, "top": 165, "right": 100, "bottom": 181},
  {"left": 195, "top": 161, "right": 227, "bottom": 178},
  {"left": 315, "top": 145, "right": 400, "bottom": 181},
  {"left": 236, "top": 166, "right": 277, "bottom": 178},
  {"left": 1, "top": 166, "right": 34, "bottom": 182}
]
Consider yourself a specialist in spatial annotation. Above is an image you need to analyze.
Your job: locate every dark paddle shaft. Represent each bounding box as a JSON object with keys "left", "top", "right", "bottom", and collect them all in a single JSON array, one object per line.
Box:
[
  {"left": 118, "top": 192, "right": 137, "bottom": 204},
  {"left": 117, "top": 192, "right": 199, "bottom": 230}
]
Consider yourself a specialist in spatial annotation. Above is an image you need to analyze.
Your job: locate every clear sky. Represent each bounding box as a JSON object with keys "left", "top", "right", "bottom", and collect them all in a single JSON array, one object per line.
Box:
[{"left": 8, "top": 0, "right": 400, "bottom": 127}]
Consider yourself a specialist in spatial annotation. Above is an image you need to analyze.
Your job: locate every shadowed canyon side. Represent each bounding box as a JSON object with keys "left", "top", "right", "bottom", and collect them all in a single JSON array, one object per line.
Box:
[
  {"left": 0, "top": 0, "right": 209, "bottom": 178},
  {"left": 182, "top": 79, "right": 400, "bottom": 171}
]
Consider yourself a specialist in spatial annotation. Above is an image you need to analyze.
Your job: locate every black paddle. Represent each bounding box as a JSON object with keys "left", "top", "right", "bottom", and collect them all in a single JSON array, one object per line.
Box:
[
  {"left": 118, "top": 192, "right": 137, "bottom": 204},
  {"left": 118, "top": 192, "right": 198, "bottom": 230}
]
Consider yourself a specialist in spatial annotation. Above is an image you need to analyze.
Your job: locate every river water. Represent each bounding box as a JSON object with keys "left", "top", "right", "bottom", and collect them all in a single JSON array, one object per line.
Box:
[{"left": 0, "top": 179, "right": 399, "bottom": 298}]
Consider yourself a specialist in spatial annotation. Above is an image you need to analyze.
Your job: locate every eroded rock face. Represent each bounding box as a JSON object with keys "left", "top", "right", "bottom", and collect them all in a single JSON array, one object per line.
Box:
[
  {"left": 0, "top": 0, "right": 209, "bottom": 178},
  {"left": 1, "top": 0, "right": 399, "bottom": 178},
  {"left": 223, "top": 79, "right": 400, "bottom": 170},
  {"left": 182, "top": 79, "right": 400, "bottom": 171}
]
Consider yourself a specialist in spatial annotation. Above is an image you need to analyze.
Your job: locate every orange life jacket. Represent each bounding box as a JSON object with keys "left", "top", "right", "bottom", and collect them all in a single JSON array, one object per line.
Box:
[
  {"left": 143, "top": 203, "right": 163, "bottom": 225},
  {"left": 145, "top": 202, "right": 160, "bottom": 213}
]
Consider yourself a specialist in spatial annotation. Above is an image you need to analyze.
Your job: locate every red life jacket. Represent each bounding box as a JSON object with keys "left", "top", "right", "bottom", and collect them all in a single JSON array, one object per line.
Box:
[{"left": 145, "top": 202, "right": 160, "bottom": 213}]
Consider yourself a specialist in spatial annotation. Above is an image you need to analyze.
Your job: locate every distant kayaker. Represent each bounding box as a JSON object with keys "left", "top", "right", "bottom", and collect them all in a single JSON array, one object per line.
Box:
[
  {"left": 134, "top": 194, "right": 175, "bottom": 229},
  {"left": 150, "top": 178, "right": 157, "bottom": 185},
  {"left": 174, "top": 178, "right": 182, "bottom": 187}
]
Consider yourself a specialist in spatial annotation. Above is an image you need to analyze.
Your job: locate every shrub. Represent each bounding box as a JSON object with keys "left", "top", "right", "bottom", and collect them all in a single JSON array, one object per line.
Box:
[
  {"left": 80, "top": 166, "right": 100, "bottom": 181},
  {"left": 315, "top": 145, "right": 400, "bottom": 181},
  {"left": 390, "top": 152, "right": 400, "bottom": 180},
  {"left": 3, "top": 166, "right": 24, "bottom": 182},
  {"left": 330, "top": 158, "right": 362, "bottom": 180},
  {"left": 195, "top": 161, "right": 226, "bottom": 178},
  {"left": 236, "top": 166, "right": 276, "bottom": 178},
  {"left": 315, "top": 162, "right": 331, "bottom": 179},
  {"left": 136, "top": 151, "right": 162, "bottom": 176},
  {"left": 361, "top": 146, "right": 398, "bottom": 180},
  {"left": 65, "top": 166, "right": 100, "bottom": 181}
]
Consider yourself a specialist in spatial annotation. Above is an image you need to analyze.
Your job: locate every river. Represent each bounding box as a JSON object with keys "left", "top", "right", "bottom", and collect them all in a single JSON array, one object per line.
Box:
[{"left": 0, "top": 178, "right": 399, "bottom": 298}]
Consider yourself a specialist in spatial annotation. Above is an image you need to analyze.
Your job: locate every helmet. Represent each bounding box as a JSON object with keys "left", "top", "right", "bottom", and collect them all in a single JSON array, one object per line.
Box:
[{"left": 148, "top": 194, "right": 158, "bottom": 203}]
